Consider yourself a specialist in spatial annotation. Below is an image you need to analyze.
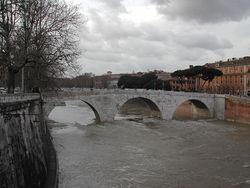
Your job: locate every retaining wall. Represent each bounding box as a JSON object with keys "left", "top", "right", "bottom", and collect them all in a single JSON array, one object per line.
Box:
[
  {"left": 0, "top": 97, "right": 58, "bottom": 188},
  {"left": 225, "top": 97, "right": 250, "bottom": 125}
]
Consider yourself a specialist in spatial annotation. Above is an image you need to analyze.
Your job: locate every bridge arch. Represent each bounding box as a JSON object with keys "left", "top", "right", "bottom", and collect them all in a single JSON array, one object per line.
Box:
[
  {"left": 43, "top": 101, "right": 66, "bottom": 118},
  {"left": 173, "top": 99, "right": 211, "bottom": 120},
  {"left": 118, "top": 97, "right": 162, "bottom": 118},
  {"left": 44, "top": 99, "right": 101, "bottom": 123},
  {"left": 81, "top": 100, "right": 101, "bottom": 123}
]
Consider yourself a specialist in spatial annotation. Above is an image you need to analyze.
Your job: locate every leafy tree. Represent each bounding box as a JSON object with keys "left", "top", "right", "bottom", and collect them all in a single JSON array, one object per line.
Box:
[
  {"left": 140, "top": 72, "right": 157, "bottom": 88},
  {"left": 171, "top": 66, "right": 223, "bottom": 89},
  {"left": 117, "top": 72, "right": 170, "bottom": 90},
  {"left": 117, "top": 75, "right": 132, "bottom": 88},
  {"left": 143, "top": 79, "right": 163, "bottom": 90}
]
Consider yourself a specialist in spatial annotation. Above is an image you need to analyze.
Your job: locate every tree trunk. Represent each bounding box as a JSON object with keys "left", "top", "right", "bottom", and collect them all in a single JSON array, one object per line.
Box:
[
  {"left": 7, "top": 67, "right": 16, "bottom": 93},
  {"left": 202, "top": 80, "right": 207, "bottom": 88}
]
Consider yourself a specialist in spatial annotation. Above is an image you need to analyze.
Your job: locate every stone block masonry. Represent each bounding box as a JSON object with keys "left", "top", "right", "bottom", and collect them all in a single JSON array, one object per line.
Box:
[
  {"left": 225, "top": 96, "right": 250, "bottom": 125},
  {"left": 0, "top": 95, "right": 58, "bottom": 188}
]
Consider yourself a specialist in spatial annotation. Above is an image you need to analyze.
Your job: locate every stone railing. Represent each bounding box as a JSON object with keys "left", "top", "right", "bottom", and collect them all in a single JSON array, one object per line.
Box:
[
  {"left": 42, "top": 89, "right": 218, "bottom": 99},
  {"left": 0, "top": 93, "right": 40, "bottom": 103}
]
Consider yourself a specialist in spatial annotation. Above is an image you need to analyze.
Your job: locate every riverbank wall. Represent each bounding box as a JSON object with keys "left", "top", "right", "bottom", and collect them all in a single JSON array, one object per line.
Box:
[
  {"left": 0, "top": 95, "right": 58, "bottom": 188},
  {"left": 225, "top": 96, "right": 250, "bottom": 125}
]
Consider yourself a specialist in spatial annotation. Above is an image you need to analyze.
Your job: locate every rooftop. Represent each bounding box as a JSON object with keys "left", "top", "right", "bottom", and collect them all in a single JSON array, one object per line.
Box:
[{"left": 206, "top": 56, "right": 250, "bottom": 67}]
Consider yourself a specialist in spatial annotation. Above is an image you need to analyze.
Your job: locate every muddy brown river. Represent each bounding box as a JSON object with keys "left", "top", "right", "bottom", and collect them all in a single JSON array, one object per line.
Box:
[{"left": 49, "top": 101, "right": 250, "bottom": 188}]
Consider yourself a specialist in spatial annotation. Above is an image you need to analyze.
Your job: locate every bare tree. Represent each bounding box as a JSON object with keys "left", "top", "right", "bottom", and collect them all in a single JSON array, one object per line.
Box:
[
  {"left": 0, "top": 0, "right": 82, "bottom": 93},
  {"left": 0, "top": 0, "right": 20, "bottom": 93}
]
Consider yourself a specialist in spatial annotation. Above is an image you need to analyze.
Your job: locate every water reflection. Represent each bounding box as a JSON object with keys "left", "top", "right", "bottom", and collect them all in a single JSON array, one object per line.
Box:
[{"left": 49, "top": 101, "right": 250, "bottom": 188}]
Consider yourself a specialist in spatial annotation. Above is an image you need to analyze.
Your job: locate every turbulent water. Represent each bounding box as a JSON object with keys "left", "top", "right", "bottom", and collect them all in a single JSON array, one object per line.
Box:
[{"left": 49, "top": 101, "right": 250, "bottom": 188}]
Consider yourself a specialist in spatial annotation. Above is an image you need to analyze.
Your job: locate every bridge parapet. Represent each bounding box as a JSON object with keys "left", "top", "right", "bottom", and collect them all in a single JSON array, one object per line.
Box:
[
  {"left": 42, "top": 89, "right": 217, "bottom": 98},
  {"left": 0, "top": 93, "right": 40, "bottom": 103}
]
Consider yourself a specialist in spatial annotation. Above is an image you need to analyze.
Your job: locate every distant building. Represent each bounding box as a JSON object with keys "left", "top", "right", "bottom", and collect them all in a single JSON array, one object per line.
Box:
[
  {"left": 107, "top": 74, "right": 121, "bottom": 89},
  {"left": 94, "top": 72, "right": 137, "bottom": 89},
  {"left": 152, "top": 70, "right": 172, "bottom": 81},
  {"left": 93, "top": 70, "right": 171, "bottom": 89},
  {"left": 200, "top": 57, "right": 250, "bottom": 96},
  {"left": 93, "top": 75, "right": 109, "bottom": 89},
  {"left": 93, "top": 71, "right": 121, "bottom": 89}
]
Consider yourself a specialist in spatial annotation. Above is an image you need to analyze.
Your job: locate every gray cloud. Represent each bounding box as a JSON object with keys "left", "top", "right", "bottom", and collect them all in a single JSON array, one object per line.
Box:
[
  {"left": 94, "top": 0, "right": 125, "bottom": 10},
  {"left": 175, "top": 33, "right": 233, "bottom": 50},
  {"left": 152, "top": 0, "right": 250, "bottom": 23},
  {"left": 140, "top": 23, "right": 169, "bottom": 42},
  {"left": 89, "top": 9, "right": 141, "bottom": 40},
  {"left": 73, "top": 0, "right": 250, "bottom": 75}
]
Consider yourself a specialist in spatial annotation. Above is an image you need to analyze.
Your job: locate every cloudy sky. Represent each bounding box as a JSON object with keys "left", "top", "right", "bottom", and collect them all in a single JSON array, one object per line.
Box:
[{"left": 70, "top": 0, "right": 250, "bottom": 75}]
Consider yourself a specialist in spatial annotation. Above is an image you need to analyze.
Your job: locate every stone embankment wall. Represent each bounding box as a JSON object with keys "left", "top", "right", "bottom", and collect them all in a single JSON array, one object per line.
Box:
[
  {"left": 0, "top": 95, "right": 58, "bottom": 188},
  {"left": 225, "top": 97, "right": 250, "bottom": 125}
]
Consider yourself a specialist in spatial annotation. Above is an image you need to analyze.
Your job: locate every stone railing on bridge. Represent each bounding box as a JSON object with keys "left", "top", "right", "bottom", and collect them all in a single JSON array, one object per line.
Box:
[
  {"left": 42, "top": 89, "right": 220, "bottom": 99},
  {"left": 0, "top": 93, "right": 40, "bottom": 103}
]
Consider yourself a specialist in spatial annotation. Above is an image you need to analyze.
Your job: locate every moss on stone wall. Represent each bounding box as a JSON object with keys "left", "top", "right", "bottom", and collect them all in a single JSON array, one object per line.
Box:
[{"left": 0, "top": 100, "right": 56, "bottom": 188}]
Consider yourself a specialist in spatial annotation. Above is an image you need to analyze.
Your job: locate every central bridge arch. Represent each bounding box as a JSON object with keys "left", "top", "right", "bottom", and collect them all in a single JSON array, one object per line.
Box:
[{"left": 117, "top": 97, "right": 162, "bottom": 119}]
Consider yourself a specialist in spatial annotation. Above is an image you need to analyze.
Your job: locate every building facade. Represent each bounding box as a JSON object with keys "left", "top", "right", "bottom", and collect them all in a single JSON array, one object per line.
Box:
[
  {"left": 154, "top": 70, "right": 171, "bottom": 81},
  {"left": 170, "top": 77, "right": 197, "bottom": 92},
  {"left": 200, "top": 57, "right": 250, "bottom": 96}
]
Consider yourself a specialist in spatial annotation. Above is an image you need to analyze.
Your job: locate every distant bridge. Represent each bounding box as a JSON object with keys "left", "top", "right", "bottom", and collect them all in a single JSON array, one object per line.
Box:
[{"left": 42, "top": 89, "right": 226, "bottom": 122}]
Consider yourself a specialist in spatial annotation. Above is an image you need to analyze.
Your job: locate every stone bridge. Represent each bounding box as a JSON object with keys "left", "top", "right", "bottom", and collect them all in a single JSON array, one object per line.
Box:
[{"left": 43, "top": 89, "right": 226, "bottom": 122}]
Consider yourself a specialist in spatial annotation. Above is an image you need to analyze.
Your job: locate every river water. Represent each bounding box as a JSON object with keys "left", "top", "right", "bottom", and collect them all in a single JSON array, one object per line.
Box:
[{"left": 49, "top": 101, "right": 250, "bottom": 188}]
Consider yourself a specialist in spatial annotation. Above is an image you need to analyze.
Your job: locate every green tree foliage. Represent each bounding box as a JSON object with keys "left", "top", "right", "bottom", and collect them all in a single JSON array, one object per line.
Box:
[
  {"left": 140, "top": 72, "right": 157, "bottom": 87},
  {"left": 117, "top": 72, "right": 171, "bottom": 90},
  {"left": 171, "top": 66, "right": 223, "bottom": 88},
  {"left": 143, "top": 79, "right": 171, "bottom": 90}
]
